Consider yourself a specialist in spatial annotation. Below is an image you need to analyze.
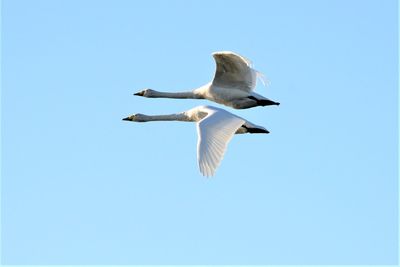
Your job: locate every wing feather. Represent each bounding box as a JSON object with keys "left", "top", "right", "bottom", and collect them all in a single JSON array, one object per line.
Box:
[
  {"left": 212, "top": 51, "right": 258, "bottom": 92},
  {"left": 197, "top": 108, "right": 245, "bottom": 177}
]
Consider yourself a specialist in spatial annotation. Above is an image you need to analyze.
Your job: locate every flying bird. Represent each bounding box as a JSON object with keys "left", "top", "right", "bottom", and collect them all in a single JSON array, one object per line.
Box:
[
  {"left": 123, "top": 105, "right": 268, "bottom": 176},
  {"left": 134, "top": 51, "right": 280, "bottom": 109}
]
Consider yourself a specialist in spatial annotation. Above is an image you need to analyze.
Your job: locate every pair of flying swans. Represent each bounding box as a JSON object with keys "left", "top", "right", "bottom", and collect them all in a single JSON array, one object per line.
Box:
[{"left": 123, "top": 51, "right": 279, "bottom": 177}]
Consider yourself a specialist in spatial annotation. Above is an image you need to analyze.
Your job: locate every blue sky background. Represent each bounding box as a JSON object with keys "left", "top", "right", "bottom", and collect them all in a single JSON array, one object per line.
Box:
[{"left": 1, "top": 0, "right": 398, "bottom": 264}]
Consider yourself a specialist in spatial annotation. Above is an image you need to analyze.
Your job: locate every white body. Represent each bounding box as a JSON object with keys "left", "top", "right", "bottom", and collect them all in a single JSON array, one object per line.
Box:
[
  {"left": 135, "top": 51, "right": 279, "bottom": 109},
  {"left": 123, "top": 105, "right": 268, "bottom": 176}
]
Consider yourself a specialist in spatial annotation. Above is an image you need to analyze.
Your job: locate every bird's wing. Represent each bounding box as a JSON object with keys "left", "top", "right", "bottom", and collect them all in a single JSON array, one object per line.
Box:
[
  {"left": 197, "top": 107, "right": 245, "bottom": 177},
  {"left": 211, "top": 51, "right": 258, "bottom": 92}
]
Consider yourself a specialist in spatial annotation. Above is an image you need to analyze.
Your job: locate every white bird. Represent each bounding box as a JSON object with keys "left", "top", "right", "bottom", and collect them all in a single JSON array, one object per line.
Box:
[
  {"left": 123, "top": 105, "right": 269, "bottom": 176},
  {"left": 134, "top": 51, "right": 280, "bottom": 109}
]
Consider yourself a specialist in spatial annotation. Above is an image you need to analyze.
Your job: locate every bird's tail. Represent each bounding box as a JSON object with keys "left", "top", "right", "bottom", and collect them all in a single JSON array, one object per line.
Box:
[{"left": 255, "top": 70, "right": 270, "bottom": 87}]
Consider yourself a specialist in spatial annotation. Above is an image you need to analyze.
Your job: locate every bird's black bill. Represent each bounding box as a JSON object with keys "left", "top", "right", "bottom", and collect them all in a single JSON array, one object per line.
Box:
[
  {"left": 134, "top": 92, "right": 143, "bottom": 96},
  {"left": 122, "top": 117, "right": 131, "bottom": 121}
]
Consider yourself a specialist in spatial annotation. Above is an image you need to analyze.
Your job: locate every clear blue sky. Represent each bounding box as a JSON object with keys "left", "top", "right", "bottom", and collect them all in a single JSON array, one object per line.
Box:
[{"left": 1, "top": 0, "right": 398, "bottom": 264}]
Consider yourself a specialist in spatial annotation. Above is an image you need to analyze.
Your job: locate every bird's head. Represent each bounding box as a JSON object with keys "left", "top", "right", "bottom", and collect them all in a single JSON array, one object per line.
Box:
[
  {"left": 122, "top": 113, "right": 147, "bottom": 122},
  {"left": 134, "top": 88, "right": 155, "bottom": 97}
]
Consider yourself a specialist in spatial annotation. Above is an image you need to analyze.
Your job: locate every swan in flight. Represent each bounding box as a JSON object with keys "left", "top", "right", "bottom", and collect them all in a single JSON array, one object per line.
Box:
[
  {"left": 123, "top": 105, "right": 269, "bottom": 176},
  {"left": 134, "top": 51, "right": 280, "bottom": 109}
]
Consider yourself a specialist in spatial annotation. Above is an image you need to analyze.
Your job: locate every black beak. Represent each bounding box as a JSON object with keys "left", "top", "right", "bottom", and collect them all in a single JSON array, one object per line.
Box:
[
  {"left": 122, "top": 117, "right": 131, "bottom": 121},
  {"left": 134, "top": 91, "right": 143, "bottom": 96}
]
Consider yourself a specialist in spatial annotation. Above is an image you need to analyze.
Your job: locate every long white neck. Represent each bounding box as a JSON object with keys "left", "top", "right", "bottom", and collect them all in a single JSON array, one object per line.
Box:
[
  {"left": 137, "top": 113, "right": 192, "bottom": 122},
  {"left": 148, "top": 90, "right": 203, "bottom": 99}
]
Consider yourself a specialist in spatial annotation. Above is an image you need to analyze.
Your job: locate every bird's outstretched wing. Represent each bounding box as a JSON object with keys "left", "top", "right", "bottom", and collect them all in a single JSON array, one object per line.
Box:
[
  {"left": 196, "top": 107, "right": 245, "bottom": 177},
  {"left": 212, "top": 51, "right": 258, "bottom": 92}
]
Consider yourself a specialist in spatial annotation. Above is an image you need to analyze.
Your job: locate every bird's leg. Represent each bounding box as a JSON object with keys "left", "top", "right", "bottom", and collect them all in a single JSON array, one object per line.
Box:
[{"left": 247, "top": 96, "right": 280, "bottom": 106}]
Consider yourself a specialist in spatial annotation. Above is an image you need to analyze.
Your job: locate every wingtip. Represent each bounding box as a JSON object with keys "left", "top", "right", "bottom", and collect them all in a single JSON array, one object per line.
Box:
[
  {"left": 202, "top": 172, "right": 214, "bottom": 178},
  {"left": 212, "top": 51, "right": 252, "bottom": 67},
  {"left": 212, "top": 50, "right": 234, "bottom": 57},
  {"left": 199, "top": 163, "right": 216, "bottom": 178}
]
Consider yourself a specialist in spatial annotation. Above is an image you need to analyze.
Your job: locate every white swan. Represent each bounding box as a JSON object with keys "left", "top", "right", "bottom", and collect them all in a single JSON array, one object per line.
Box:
[
  {"left": 123, "top": 105, "right": 269, "bottom": 176},
  {"left": 134, "top": 51, "right": 280, "bottom": 109}
]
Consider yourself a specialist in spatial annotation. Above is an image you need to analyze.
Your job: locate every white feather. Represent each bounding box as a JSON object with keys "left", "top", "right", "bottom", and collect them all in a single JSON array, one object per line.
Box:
[
  {"left": 134, "top": 51, "right": 279, "bottom": 109},
  {"left": 196, "top": 106, "right": 245, "bottom": 177},
  {"left": 124, "top": 105, "right": 268, "bottom": 177},
  {"left": 212, "top": 51, "right": 257, "bottom": 92}
]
